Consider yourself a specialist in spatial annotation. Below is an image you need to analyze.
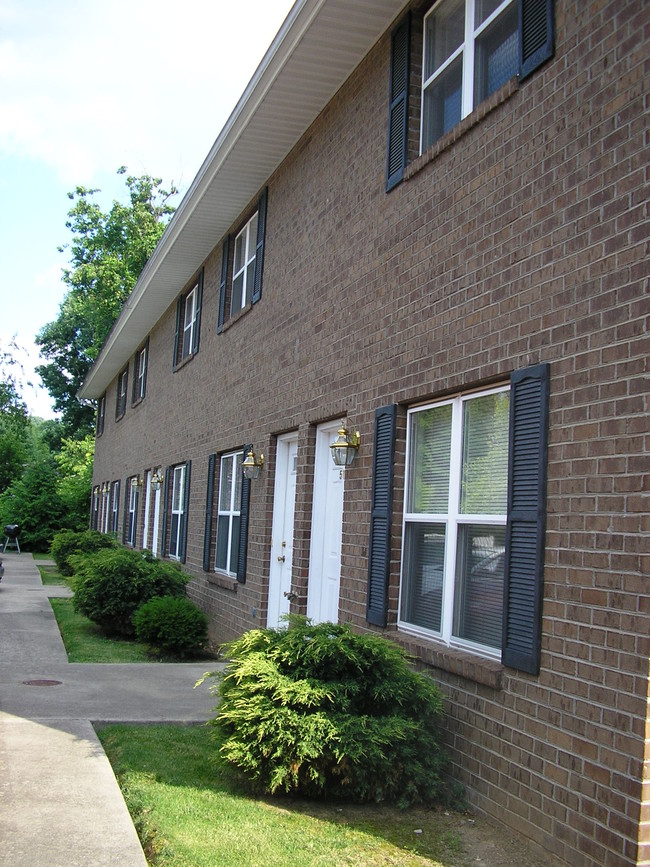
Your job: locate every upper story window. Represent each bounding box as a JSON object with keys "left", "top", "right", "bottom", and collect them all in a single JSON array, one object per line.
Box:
[
  {"left": 386, "top": 0, "right": 554, "bottom": 190},
  {"left": 232, "top": 212, "right": 259, "bottom": 314},
  {"left": 217, "top": 189, "right": 268, "bottom": 332},
  {"left": 174, "top": 273, "right": 203, "bottom": 368},
  {"left": 96, "top": 393, "right": 106, "bottom": 437},
  {"left": 115, "top": 366, "right": 129, "bottom": 420},
  {"left": 400, "top": 386, "right": 510, "bottom": 658},
  {"left": 132, "top": 339, "right": 149, "bottom": 404},
  {"left": 421, "top": 0, "right": 518, "bottom": 150}
]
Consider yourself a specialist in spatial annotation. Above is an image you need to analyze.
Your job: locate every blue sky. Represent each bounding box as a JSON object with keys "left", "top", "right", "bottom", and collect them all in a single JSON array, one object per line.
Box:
[{"left": 0, "top": 0, "right": 294, "bottom": 417}]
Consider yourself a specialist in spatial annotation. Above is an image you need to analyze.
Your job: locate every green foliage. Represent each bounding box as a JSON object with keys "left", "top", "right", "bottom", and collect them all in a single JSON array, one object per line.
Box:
[
  {"left": 210, "top": 617, "right": 448, "bottom": 806},
  {"left": 0, "top": 339, "right": 31, "bottom": 494},
  {"left": 53, "top": 435, "right": 94, "bottom": 529},
  {"left": 134, "top": 596, "right": 208, "bottom": 657},
  {"left": 0, "top": 455, "right": 65, "bottom": 550},
  {"left": 50, "top": 528, "right": 117, "bottom": 576},
  {"left": 71, "top": 547, "right": 188, "bottom": 637},
  {"left": 36, "top": 168, "right": 177, "bottom": 435}
]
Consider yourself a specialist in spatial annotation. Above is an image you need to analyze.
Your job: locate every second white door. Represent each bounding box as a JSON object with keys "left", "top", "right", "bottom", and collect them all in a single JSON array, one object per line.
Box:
[{"left": 307, "top": 421, "right": 345, "bottom": 624}]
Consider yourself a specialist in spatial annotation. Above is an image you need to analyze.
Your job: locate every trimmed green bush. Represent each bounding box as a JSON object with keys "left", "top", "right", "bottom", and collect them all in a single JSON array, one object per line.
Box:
[
  {"left": 71, "top": 547, "right": 188, "bottom": 637},
  {"left": 209, "top": 617, "right": 448, "bottom": 806},
  {"left": 51, "top": 529, "right": 117, "bottom": 576},
  {"left": 134, "top": 596, "right": 208, "bottom": 657}
]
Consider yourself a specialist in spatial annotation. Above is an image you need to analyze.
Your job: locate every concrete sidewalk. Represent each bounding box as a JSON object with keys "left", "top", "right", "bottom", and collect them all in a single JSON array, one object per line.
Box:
[{"left": 0, "top": 552, "right": 222, "bottom": 866}]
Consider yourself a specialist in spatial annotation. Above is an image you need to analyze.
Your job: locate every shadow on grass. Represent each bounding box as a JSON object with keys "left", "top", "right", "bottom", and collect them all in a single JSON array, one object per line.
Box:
[{"left": 97, "top": 722, "right": 472, "bottom": 867}]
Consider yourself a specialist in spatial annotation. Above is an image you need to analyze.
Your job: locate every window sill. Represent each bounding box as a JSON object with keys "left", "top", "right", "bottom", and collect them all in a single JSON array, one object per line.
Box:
[
  {"left": 173, "top": 351, "right": 196, "bottom": 373},
  {"left": 115, "top": 412, "right": 125, "bottom": 423},
  {"left": 220, "top": 301, "right": 252, "bottom": 334},
  {"left": 131, "top": 396, "right": 145, "bottom": 409},
  {"left": 404, "top": 76, "right": 519, "bottom": 184},
  {"left": 207, "top": 571, "right": 238, "bottom": 592},
  {"left": 393, "top": 631, "right": 503, "bottom": 690}
]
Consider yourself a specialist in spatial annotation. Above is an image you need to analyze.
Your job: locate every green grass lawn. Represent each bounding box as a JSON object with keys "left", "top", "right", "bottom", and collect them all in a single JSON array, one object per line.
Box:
[
  {"left": 98, "top": 723, "right": 467, "bottom": 867},
  {"left": 49, "top": 597, "right": 155, "bottom": 662},
  {"left": 37, "top": 564, "right": 68, "bottom": 585}
]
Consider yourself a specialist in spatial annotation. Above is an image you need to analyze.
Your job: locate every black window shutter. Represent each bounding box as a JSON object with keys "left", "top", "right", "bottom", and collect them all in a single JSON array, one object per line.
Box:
[
  {"left": 161, "top": 466, "right": 171, "bottom": 556},
  {"left": 173, "top": 297, "right": 182, "bottom": 368},
  {"left": 131, "top": 354, "right": 137, "bottom": 405},
  {"left": 122, "top": 481, "right": 129, "bottom": 544},
  {"left": 252, "top": 188, "right": 268, "bottom": 305},
  {"left": 519, "top": 0, "right": 554, "bottom": 80},
  {"left": 203, "top": 454, "right": 216, "bottom": 571},
  {"left": 367, "top": 404, "right": 397, "bottom": 627},
  {"left": 217, "top": 235, "right": 230, "bottom": 334},
  {"left": 192, "top": 272, "right": 203, "bottom": 355},
  {"left": 236, "top": 445, "right": 252, "bottom": 584},
  {"left": 386, "top": 13, "right": 410, "bottom": 192},
  {"left": 502, "top": 362, "right": 550, "bottom": 675},
  {"left": 180, "top": 460, "right": 191, "bottom": 563}
]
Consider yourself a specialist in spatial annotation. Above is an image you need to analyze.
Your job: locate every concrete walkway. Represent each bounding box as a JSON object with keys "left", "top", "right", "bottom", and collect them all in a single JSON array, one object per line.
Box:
[{"left": 0, "top": 553, "right": 222, "bottom": 866}]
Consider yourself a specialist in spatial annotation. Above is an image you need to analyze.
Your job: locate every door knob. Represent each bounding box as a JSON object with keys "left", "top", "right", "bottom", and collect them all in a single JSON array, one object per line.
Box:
[{"left": 277, "top": 555, "right": 285, "bottom": 562}]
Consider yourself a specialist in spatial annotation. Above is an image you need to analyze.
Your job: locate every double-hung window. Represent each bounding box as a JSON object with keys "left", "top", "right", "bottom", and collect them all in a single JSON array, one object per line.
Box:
[
  {"left": 169, "top": 465, "right": 186, "bottom": 560},
  {"left": 102, "top": 485, "right": 110, "bottom": 534},
  {"left": 127, "top": 478, "right": 139, "bottom": 546},
  {"left": 231, "top": 212, "right": 258, "bottom": 314},
  {"left": 116, "top": 366, "right": 128, "bottom": 420},
  {"left": 421, "top": 0, "right": 518, "bottom": 150},
  {"left": 217, "top": 189, "right": 267, "bottom": 332},
  {"left": 96, "top": 394, "right": 106, "bottom": 436},
  {"left": 215, "top": 451, "right": 243, "bottom": 575},
  {"left": 174, "top": 273, "right": 203, "bottom": 367},
  {"left": 132, "top": 340, "right": 148, "bottom": 403},
  {"left": 111, "top": 481, "right": 120, "bottom": 533},
  {"left": 400, "top": 386, "right": 510, "bottom": 657}
]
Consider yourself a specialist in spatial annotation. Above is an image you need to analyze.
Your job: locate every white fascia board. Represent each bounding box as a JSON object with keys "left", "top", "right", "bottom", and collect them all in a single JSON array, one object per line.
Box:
[{"left": 79, "top": 0, "right": 407, "bottom": 400}]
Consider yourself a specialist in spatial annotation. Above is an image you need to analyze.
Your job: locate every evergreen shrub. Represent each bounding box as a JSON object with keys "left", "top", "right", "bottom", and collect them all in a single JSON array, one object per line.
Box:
[
  {"left": 71, "top": 547, "right": 187, "bottom": 637},
  {"left": 134, "top": 595, "right": 208, "bottom": 657},
  {"left": 209, "top": 617, "right": 448, "bottom": 806},
  {"left": 51, "top": 528, "right": 117, "bottom": 576}
]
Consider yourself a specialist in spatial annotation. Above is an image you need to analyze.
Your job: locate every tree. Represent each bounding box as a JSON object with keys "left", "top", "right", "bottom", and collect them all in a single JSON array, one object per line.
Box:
[
  {"left": 0, "top": 339, "right": 30, "bottom": 493},
  {"left": 36, "top": 168, "right": 177, "bottom": 435},
  {"left": 54, "top": 434, "right": 95, "bottom": 530}
]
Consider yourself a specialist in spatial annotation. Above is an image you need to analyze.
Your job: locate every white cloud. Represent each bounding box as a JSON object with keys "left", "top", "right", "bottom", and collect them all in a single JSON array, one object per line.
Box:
[{"left": 0, "top": 0, "right": 294, "bottom": 187}]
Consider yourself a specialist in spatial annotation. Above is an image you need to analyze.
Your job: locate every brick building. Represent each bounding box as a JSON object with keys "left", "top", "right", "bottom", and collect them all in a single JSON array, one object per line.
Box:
[{"left": 79, "top": 1, "right": 649, "bottom": 863}]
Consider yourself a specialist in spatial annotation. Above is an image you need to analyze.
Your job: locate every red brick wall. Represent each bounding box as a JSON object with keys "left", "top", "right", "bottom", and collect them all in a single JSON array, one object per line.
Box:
[{"left": 91, "top": 1, "right": 649, "bottom": 863}]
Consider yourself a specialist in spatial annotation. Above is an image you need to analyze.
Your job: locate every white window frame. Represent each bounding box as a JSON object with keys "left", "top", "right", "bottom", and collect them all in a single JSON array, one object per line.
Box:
[
  {"left": 111, "top": 481, "right": 120, "bottom": 533},
  {"left": 215, "top": 450, "right": 243, "bottom": 576},
  {"left": 97, "top": 394, "right": 106, "bottom": 436},
  {"left": 231, "top": 212, "right": 258, "bottom": 314},
  {"left": 102, "top": 485, "right": 110, "bottom": 534},
  {"left": 399, "top": 384, "right": 510, "bottom": 659},
  {"left": 127, "top": 480, "right": 138, "bottom": 546},
  {"left": 420, "top": 0, "right": 517, "bottom": 152},
  {"left": 135, "top": 344, "right": 147, "bottom": 401},
  {"left": 181, "top": 285, "right": 197, "bottom": 360},
  {"left": 169, "top": 464, "right": 186, "bottom": 560},
  {"left": 116, "top": 369, "right": 128, "bottom": 418}
]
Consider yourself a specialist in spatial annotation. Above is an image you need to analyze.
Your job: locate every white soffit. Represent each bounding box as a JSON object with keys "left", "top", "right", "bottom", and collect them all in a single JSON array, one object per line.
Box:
[{"left": 79, "top": 0, "right": 407, "bottom": 399}]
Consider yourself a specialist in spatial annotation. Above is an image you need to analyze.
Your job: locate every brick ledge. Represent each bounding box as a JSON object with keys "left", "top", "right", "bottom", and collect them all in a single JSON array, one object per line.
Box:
[
  {"left": 393, "top": 633, "right": 503, "bottom": 689},
  {"left": 206, "top": 571, "right": 238, "bottom": 592}
]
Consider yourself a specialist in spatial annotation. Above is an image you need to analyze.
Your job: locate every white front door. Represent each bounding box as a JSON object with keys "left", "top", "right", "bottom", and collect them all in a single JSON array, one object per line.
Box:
[
  {"left": 267, "top": 433, "right": 298, "bottom": 628},
  {"left": 307, "top": 421, "right": 345, "bottom": 624}
]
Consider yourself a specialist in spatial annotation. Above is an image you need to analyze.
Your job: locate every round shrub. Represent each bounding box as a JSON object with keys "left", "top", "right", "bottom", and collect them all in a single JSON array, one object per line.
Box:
[
  {"left": 51, "top": 529, "right": 117, "bottom": 577},
  {"left": 210, "top": 617, "right": 448, "bottom": 806},
  {"left": 134, "top": 596, "right": 208, "bottom": 657},
  {"left": 71, "top": 547, "right": 188, "bottom": 637}
]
